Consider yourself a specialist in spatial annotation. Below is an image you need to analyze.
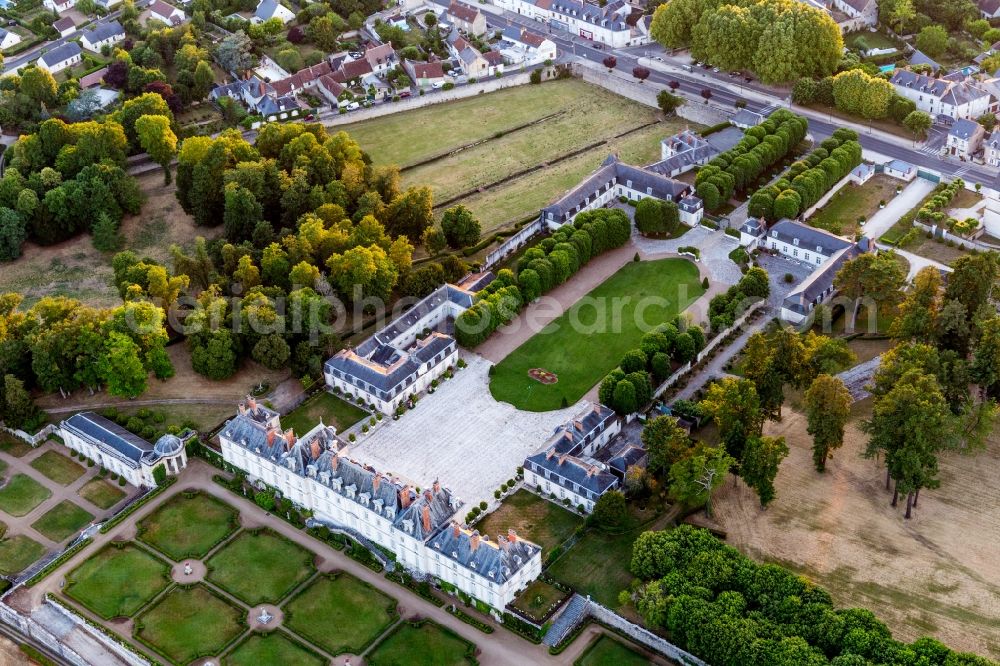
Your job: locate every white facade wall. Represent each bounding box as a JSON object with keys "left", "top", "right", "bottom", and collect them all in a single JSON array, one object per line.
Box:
[
  {"left": 763, "top": 235, "right": 829, "bottom": 267},
  {"left": 326, "top": 346, "right": 459, "bottom": 414},
  {"left": 892, "top": 84, "right": 992, "bottom": 121},
  {"left": 62, "top": 428, "right": 148, "bottom": 486},
  {"left": 494, "top": 0, "right": 643, "bottom": 48},
  {"left": 38, "top": 53, "right": 81, "bottom": 73},
  {"left": 220, "top": 436, "right": 540, "bottom": 607},
  {"left": 82, "top": 33, "right": 124, "bottom": 52}
]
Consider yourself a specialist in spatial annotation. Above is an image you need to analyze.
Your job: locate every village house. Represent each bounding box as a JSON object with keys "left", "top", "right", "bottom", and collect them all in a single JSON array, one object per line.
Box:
[
  {"left": 364, "top": 42, "right": 397, "bottom": 76},
  {"left": 883, "top": 158, "right": 917, "bottom": 181},
  {"left": 80, "top": 21, "right": 125, "bottom": 53},
  {"left": 37, "top": 42, "right": 82, "bottom": 74},
  {"left": 447, "top": 0, "right": 487, "bottom": 36},
  {"left": 523, "top": 404, "right": 621, "bottom": 513},
  {"left": 404, "top": 59, "right": 446, "bottom": 88},
  {"left": 541, "top": 154, "right": 690, "bottom": 228},
  {"left": 324, "top": 283, "right": 483, "bottom": 414},
  {"left": 978, "top": 0, "right": 1000, "bottom": 19},
  {"left": 493, "top": 0, "right": 649, "bottom": 48},
  {"left": 60, "top": 412, "right": 188, "bottom": 488},
  {"left": 43, "top": 0, "right": 74, "bottom": 12},
  {"left": 890, "top": 69, "right": 993, "bottom": 121},
  {"left": 984, "top": 131, "right": 1000, "bottom": 167},
  {"left": 498, "top": 26, "right": 557, "bottom": 66},
  {"left": 447, "top": 29, "right": 490, "bottom": 78},
  {"left": 678, "top": 195, "right": 704, "bottom": 226},
  {"left": 53, "top": 16, "right": 76, "bottom": 37},
  {"left": 947, "top": 118, "right": 986, "bottom": 160},
  {"left": 252, "top": 0, "right": 295, "bottom": 24},
  {"left": 147, "top": 0, "right": 187, "bottom": 25},
  {"left": 219, "top": 398, "right": 542, "bottom": 608},
  {"left": 0, "top": 27, "right": 21, "bottom": 50}
]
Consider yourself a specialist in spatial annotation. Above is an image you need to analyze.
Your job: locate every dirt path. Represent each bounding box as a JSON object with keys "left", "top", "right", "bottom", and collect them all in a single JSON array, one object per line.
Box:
[{"left": 711, "top": 409, "right": 1000, "bottom": 660}]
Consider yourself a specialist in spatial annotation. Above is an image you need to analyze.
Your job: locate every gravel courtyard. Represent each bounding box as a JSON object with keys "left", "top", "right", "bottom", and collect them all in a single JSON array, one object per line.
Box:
[{"left": 343, "top": 354, "right": 578, "bottom": 507}]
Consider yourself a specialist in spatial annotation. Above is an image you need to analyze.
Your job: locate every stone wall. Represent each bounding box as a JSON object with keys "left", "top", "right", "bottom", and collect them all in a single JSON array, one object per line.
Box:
[
  {"left": 485, "top": 219, "right": 544, "bottom": 269},
  {"left": 0, "top": 603, "right": 88, "bottom": 666},
  {"left": 586, "top": 601, "right": 708, "bottom": 666},
  {"left": 801, "top": 170, "right": 856, "bottom": 221},
  {"left": 44, "top": 597, "right": 154, "bottom": 666},
  {"left": 1, "top": 424, "right": 57, "bottom": 447}
]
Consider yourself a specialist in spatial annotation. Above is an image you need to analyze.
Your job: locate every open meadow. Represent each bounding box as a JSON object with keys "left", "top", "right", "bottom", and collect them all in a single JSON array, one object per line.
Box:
[
  {"left": 339, "top": 79, "right": 695, "bottom": 232},
  {"left": 712, "top": 407, "right": 1000, "bottom": 660}
]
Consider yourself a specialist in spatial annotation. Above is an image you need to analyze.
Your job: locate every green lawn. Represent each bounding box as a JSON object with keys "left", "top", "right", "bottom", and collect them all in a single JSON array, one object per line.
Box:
[
  {"left": 511, "top": 579, "right": 570, "bottom": 624},
  {"left": 136, "top": 585, "right": 244, "bottom": 664},
  {"left": 77, "top": 478, "right": 126, "bottom": 510},
  {"left": 475, "top": 490, "right": 583, "bottom": 552},
  {"left": 808, "top": 175, "right": 900, "bottom": 236},
  {"left": 281, "top": 391, "right": 368, "bottom": 436},
  {"left": 0, "top": 434, "right": 32, "bottom": 457},
  {"left": 0, "top": 534, "right": 46, "bottom": 575},
  {"left": 223, "top": 631, "right": 325, "bottom": 666},
  {"left": 65, "top": 544, "right": 172, "bottom": 619},
  {"left": 0, "top": 474, "right": 52, "bottom": 517},
  {"left": 284, "top": 573, "right": 397, "bottom": 655},
  {"left": 137, "top": 492, "right": 239, "bottom": 560},
  {"left": 490, "top": 259, "right": 704, "bottom": 411},
  {"left": 31, "top": 500, "right": 94, "bottom": 542},
  {"left": 206, "top": 529, "right": 315, "bottom": 605},
  {"left": 367, "top": 620, "right": 475, "bottom": 666},
  {"left": 29, "top": 450, "right": 86, "bottom": 486},
  {"left": 575, "top": 634, "right": 650, "bottom": 666}
]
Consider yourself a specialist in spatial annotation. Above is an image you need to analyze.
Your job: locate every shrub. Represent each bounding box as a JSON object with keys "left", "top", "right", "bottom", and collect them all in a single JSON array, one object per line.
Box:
[{"left": 783, "top": 273, "right": 794, "bottom": 283}]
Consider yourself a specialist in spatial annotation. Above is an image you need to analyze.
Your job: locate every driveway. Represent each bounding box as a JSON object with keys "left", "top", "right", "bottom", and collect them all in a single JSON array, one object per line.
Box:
[{"left": 861, "top": 178, "right": 936, "bottom": 240}]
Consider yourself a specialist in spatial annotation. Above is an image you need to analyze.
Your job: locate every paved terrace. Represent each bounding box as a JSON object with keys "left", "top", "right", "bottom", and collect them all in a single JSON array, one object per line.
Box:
[{"left": 343, "top": 354, "right": 577, "bottom": 507}]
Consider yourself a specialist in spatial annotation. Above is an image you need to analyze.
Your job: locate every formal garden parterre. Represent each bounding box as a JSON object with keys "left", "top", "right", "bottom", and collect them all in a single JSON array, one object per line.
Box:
[
  {"left": 64, "top": 543, "right": 173, "bottom": 620},
  {"left": 205, "top": 528, "right": 315, "bottom": 606},
  {"left": 136, "top": 491, "right": 240, "bottom": 560},
  {"left": 223, "top": 631, "right": 326, "bottom": 666},
  {"left": 28, "top": 450, "right": 86, "bottom": 486},
  {"left": 134, "top": 584, "right": 246, "bottom": 665},
  {"left": 30, "top": 500, "right": 94, "bottom": 543},
  {"left": 366, "top": 619, "right": 477, "bottom": 666}
]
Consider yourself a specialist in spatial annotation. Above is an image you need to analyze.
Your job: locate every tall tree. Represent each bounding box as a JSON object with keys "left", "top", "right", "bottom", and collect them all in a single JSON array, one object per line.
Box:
[
  {"left": 740, "top": 435, "right": 789, "bottom": 507},
  {"left": 641, "top": 415, "right": 692, "bottom": 478},
  {"left": 834, "top": 252, "right": 906, "bottom": 331},
  {"left": 97, "top": 332, "right": 147, "bottom": 398},
  {"left": 891, "top": 266, "right": 941, "bottom": 343},
  {"left": 1, "top": 374, "right": 37, "bottom": 430},
  {"left": 804, "top": 374, "right": 852, "bottom": 472},
  {"left": 134, "top": 114, "right": 177, "bottom": 184},
  {"left": 439, "top": 205, "right": 481, "bottom": 249},
  {"left": 668, "top": 445, "right": 734, "bottom": 517},
  {"left": 700, "top": 377, "right": 763, "bottom": 464}
]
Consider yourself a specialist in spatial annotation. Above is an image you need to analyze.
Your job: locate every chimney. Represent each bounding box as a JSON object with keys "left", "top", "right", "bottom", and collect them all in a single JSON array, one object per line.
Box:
[
  {"left": 546, "top": 448, "right": 556, "bottom": 460},
  {"left": 424, "top": 489, "right": 432, "bottom": 502},
  {"left": 330, "top": 454, "right": 339, "bottom": 471},
  {"left": 470, "top": 530, "right": 481, "bottom": 552},
  {"left": 432, "top": 479, "right": 441, "bottom": 495},
  {"left": 508, "top": 529, "right": 518, "bottom": 543},
  {"left": 266, "top": 428, "right": 277, "bottom": 446},
  {"left": 498, "top": 535, "right": 509, "bottom": 551},
  {"left": 400, "top": 487, "right": 411, "bottom": 509},
  {"left": 310, "top": 440, "right": 321, "bottom": 460},
  {"left": 284, "top": 429, "right": 296, "bottom": 449},
  {"left": 238, "top": 401, "right": 246, "bottom": 416},
  {"left": 452, "top": 522, "right": 461, "bottom": 538},
  {"left": 373, "top": 473, "right": 381, "bottom": 492},
  {"left": 558, "top": 453, "right": 568, "bottom": 466},
  {"left": 248, "top": 397, "right": 257, "bottom": 412},
  {"left": 421, "top": 505, "right": 431, "bottom": 533}
]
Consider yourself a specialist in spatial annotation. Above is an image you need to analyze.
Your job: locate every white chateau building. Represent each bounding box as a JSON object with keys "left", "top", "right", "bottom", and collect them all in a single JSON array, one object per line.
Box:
[
  {"left": 324, "top": 280, "right": 491, "bottom": 414},
  {"left": 60, "top": 412, "right": 187, "bottom": 487},
  {"left": 219, "top": 398, "right": 542, "bottom": 608}
]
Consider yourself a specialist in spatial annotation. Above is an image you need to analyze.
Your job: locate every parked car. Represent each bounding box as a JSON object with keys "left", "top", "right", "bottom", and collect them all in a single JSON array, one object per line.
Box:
[
  {"left": 712, "top": 67, "right": 720, "bottom": 73},
  {"left": 654, "top": 56, "right": 664, "bottom": 61},
  {"left": 347, "top": 101, "right": 360, "bottom": 110},
  {"left": 593, "top": 43, "right": 603, "bottom": 49},
  {"left": 399, "top": 90, "right": 412, "bottom": 98},
  {"left": 432, "top": 81, "right": 444, "bottom": 89},
  {"left": 349, "top": 51, "right": 362, "bottom": 59},
  {"left": 304, "top": 114, "right": 314, "bottom": 121},
  {"left": 744, "top": 76, "right": 753, "bottom": 83}
]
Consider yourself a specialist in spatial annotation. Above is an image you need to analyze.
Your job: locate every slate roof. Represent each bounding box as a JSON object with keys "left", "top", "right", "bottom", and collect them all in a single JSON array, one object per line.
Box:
[
  {"left": 740, "top": 217, "right": 764, "bottom": 236},
  {"left": 885, "top": 158, "right": 914, "bottom": 173},
  {"left": 254, "top": 0, "right": 284, "bottom": 20},
  {"left": 950, "top": 118, "right": 984, "bottom": 140},
  {"left": 53, "top": 16, "right": 75, "bottom": 32},
  {"left": 731, "top": 109, "right": 763, "bottom": 127},
  {"left": 149, "top": 0, "right": 182, "bottom": 21},
  {"left": 447, "top": 0, "right": 480, "bottom": 24},
  {"left": 767, "top": 219, "right": 852, "bottom": 256},
  {"left": 979, "top": 0, "right": 1000, "bottom": 15},
  {"left": 607, "top": 445, "right": 647, "bottom": 476},
  {"left": 648, "top": 130, "right": 717, "bottom": 176},
  {"left": 532, "top": 0, "right": 628, "bottom": 30},
  {"left": 39, "top": 41, "right": 81, "bottom": 67},
  {"left": 679, "top": 195, "right": 702, "bottom": 213},
  {"left": 62, "top": 412, "right": 156, "bottom": 468},
  {"left": 427, "top": 524, "right": 540, "bottom": 584},
  {"left": 81, "top": 21, "right": 124, "bottom": 44},
  {"left": 908, "top": 50, "right": 941, "bottom": 72},
  {"left": 851, "top": 163, "right": 874, "bottom": 178},
  {"left": 782, "top": 242, "right": 866, "bottom": 316}
]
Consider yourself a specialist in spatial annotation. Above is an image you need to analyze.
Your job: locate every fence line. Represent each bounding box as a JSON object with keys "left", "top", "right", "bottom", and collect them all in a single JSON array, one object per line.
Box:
[
  {"left": 585, "top": 601, "right": 708, "bottom": 666},
  {"left": 484, "top": 218, "right": 544, "bottom": 269}
]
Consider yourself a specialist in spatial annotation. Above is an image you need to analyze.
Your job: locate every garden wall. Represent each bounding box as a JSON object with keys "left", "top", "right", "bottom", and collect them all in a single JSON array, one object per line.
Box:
[
  {"left": 1, "top": 423, "right": 57, "bottom": 446},
  {"left": 44, "top": 597, "right": 153, "bottom": 666},
  {"left": 801, "top": 170, "right": 856, "bottom": 221},
  {"left": 586, "top": 601, "right": 708, "bottom": 666},
  {"left": 485, "top": 219, "right": 544, "bottom": 269},
  {"left": 0, "top": 602, "right": 88, "bottom": 666}
]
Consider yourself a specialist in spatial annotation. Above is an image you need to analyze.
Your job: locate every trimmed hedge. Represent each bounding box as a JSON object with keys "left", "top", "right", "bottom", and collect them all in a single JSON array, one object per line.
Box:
[
  {"left": 23, "top": 537, "right": 93, "bottom": 588},
  {"left": 99, "top": 477, "right": 176, "bottom": 534}
]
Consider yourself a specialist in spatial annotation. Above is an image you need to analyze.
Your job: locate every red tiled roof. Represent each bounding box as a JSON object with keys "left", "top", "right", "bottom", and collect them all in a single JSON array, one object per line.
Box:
[
  {"left": 149, "top": 0, "right": 179, "bottom": 18},
  {"left": 80, "top": 66, "right": 107, "bottom": 88},
  {"left": 520, "top": 30, "right": 545, "bottom": 48},
  {"left": 341, "top": 57, "right": 373, "bottom": 80},
  {"left": 318, "top": 74, "right": 345, "bottom": 98},
  {"left": 365, "top": 42, "right": 395, "bottom": 67},
  {"left": 483, "top": 50, "right": 503, "bottom": 65},
  {"left": 448, "top": 0, "right": 479, "bottom": 23},
  {"left": 406, "top": 59, "right": 444, "bottom": 79}
]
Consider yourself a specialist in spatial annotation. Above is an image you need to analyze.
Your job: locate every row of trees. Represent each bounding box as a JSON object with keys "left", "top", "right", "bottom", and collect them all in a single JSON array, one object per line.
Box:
[
  {"left": 649, "top": 0, "right": 843, "bottom": 84},
  {"left": 633, "top": 197, "right": 680, "bottom": 236},
  {"left": 695, "top": 109, "right": 809, "bottom": 212},
  {"left": 454, "top": 209, "right": 631, "bottom": 347},
  {"left": 628, "top": 525, "right": 992, "bottom": 665},
  {"left": 707, "top": 266, "right": 770, "bottom": 332},
  {"left": 747, "top": 128, "right": 862, "bottom": 221}
]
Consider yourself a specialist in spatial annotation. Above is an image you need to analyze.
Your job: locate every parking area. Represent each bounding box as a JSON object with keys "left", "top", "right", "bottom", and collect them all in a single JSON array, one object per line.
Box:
[{"left": 342, "top": 353, "right": 576, "bottom": 507}]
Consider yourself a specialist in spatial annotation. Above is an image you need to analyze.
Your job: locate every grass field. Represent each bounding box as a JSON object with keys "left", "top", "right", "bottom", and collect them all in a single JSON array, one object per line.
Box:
[
  {"left": 136, "top": 585, "right": 244, "bottom": 664},
  {"left": 511, "top": 579, "right": 569, "bottom": 624},
  {"left": 366, "top": 620, "right": 475, "bottom": 666},
  {"left": 808, "top": 175, "right": 900, "bottom": 236},
  {"left": 77, "top": 478, "right": 126, "bottom": 509},
  {"left": 223, "top": 632, "right": 325, "bottom": 666},
  {"left": 574, "top": 634, "right": 650, "bottom": 666},
  {"left": 29, "top": 451, "right": 86, "bottom": 486},
  {"left": 0, "top": 474, "right": 52, "bottom": 517},
  {"left": 475, "top": 490, "right": 583, "bottom": 552},
  {"left": 490, "top": 259, "right": 704, "bottom": 411},
  {"left": 206, "top": 530, "right": 315, "bottom": 605},
  {"left": 0, "top": 534, "right": 46, "bottom": 575},
  {"left": 137, "top": 492, "right": 239, "bottom": 560},
  {"left": 31, "top": 500, "right": 94, "bottom": 542},
  {"left": 284, "top": 573, "right": 397, "bottom": 655},
  {"left": 340, "top": 79, "right": 695, "bottom": 233},
  {"left": 65, "top": 544, "right": 172, "bottom": 619},
  {"left": 280, "top": 392, "right": 368, "bottom": 436},
  {"left": 0, "top": 434, "right": 32, "bottom": 457}
]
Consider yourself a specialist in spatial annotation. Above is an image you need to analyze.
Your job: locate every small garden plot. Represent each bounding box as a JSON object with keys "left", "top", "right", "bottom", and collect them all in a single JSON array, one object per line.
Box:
[
  {"left": 475, "top": 490, "right": 583, "bottom": 552},
  {"left": 808, "top": 175, "right": 900, "bottom": 236},
  {"left": 574, "top": 634, "right": 650, "bottom": 666},
  {"left": 135, "top": 585, "right": 244, "bottom": 665},
  {"left": 0, "top": 532, "right": 46, "bottom": 576},
  {"left": 280, "top": 391, "right": 368, "bottom": 436},
  {"left": 64, "top": 543, "right": 172, "bottom": 619},
  {"left": 510, "top": 579, "right": 569, "bottom": 624},
  {"left": 367, "top": 619, "right": 476, "bottom": 666},
  {"left": 137, "top": 492, "right": 239, "bottom": 560},
  {"left": 29, "top": 450, "right": 86, "bottom": 486},
  {"left": 490, "top": 259, "right": 704, "bottom": 412},
  {"left": 31, "top": 500, "right": 93, "bottom": 542},
  {"left": 223, "top": 631, "right": 325, "bottom": 666},
  {"left": 206, "top": 529, "right": 315, "bottom": 605},
  {"left": 77, "top": 478, "right": 126, "bottom": 510},
  {"left": 0, "top": 434, "right": 32, "bottom": 457},
  {"left": 284, "top": 573, "right": 397, "bottom": 655},
  {"left": 0, "top": 474, "right": 52, "bottom": 517}
]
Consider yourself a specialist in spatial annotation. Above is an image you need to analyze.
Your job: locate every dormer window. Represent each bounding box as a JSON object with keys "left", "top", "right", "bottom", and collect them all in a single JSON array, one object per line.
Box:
[
  {"left": 793, "top": 238, "right": 799, "bottom": 246},
  {"left": 816, "top": 245, "right": 822, "bottom": 253},
  {"left": 771, "top": 230, "right": 778, "bottom": 238}
]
